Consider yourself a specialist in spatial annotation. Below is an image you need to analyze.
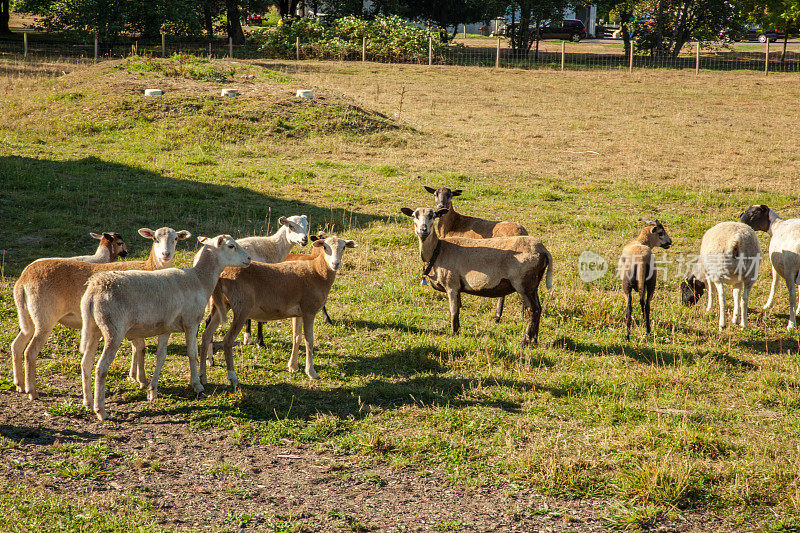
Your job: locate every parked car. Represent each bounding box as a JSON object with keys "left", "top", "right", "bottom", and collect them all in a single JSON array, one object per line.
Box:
[
  {"left": 506, "top": 19, "right": 587, "bottom": 42},
  {"left": 722, "top": 24, "right": 785, "bottom": 43}
]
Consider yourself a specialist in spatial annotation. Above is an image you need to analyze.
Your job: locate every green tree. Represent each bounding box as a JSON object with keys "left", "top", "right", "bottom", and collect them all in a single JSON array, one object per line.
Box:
[
  {"left": 505, "top": 0, "right": 571, "bottom": 56},
  {"left": 1, "top": 0, "right": 10, "bottom": 34},
  {"left": 743, "top": 0, "right": 800, "bottom": 60},
  {"left": 593, "top": 0, "right": 637, "bottom": 57},
  {"left": 370, "top": 0, "right": 504, "bottom": 40}
]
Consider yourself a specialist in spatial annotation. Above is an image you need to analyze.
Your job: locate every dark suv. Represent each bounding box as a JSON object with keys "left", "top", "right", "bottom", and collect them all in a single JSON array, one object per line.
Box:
[{"left": 538, "top": 19, "right": 587, "bottom": 41}]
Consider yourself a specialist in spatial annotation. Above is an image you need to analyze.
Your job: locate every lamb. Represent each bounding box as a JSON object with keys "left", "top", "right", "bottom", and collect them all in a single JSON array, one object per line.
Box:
[
  {"left": 11, "top": 227, "right": 190, "bottom": 400},
  {"left": 236, "top": 215, "right": 310, "bottom": 346},
  {"left": 400, "top": 207, "right": 552, "bottom": 345},
  {"left": 79, "top": 235, "right": 251, "bottom": 421},
  {"left": 617, "top": 218, "right": 673, "bottom": 340},
  {"left": 739, "top": 204, "right": 800, "bottom": 330},
  {"left": 424, "top": 186, "right": 528, "bottom": 323},
  {"left": 200, "top": 235, "right": 357, "bottom": 385},
  {"left": 680, "top": 221, "right": 761, "bottom": 330},
  {"left": 283, "top": 232, "right": 333, "bottom": 325},
  {"left": 34, "top": 232, "right": 129, "bottom": 263}
]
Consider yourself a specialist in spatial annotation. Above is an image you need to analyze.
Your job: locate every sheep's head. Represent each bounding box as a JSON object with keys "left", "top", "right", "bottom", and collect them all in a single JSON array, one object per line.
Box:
[
  {"left": 639, "top": 218, "right": 672, "bottom": 249},
  {"left": 424, "top": 186, "right": 462, "bottom": 211},
  {"left": 91, "top": 232, "right": 128, "bottom": 258},
  {"left": 280, "top": 215, "right": 309, "bottom": 246},
  {"left": 312, "top": 235, "right": 357, "bottom": 272},
  {"left": 139, "top": 227, "right": 192, "bottom": 265},
  {"left": 197, "top": 235, "right": 251, "bottom": 268},
  {"left": 401, "top": 207, "right": 449, "bottom": 240},
  {"left": 739, "top": 204, "right": 772, "bottom": 232},
  {"left": 680, "top": 274, "right": 705, "bottom": 306}
]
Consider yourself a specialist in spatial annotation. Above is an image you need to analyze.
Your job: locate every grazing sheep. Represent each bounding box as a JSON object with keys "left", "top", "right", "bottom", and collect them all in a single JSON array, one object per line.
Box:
[
  {"left": 11, "top": 227, "right": 190, "bottom": 400},
  {"left": 680, "top": 222, "right": 761, "bottom": 330},
  {"left": 424, "top": 186, "right": 528, "bottom": 323},
  {"left": 618, "top": 218, "right": 673, "bottom": 340},
  {"left": 236, "top": 215, "right": 310, "bottom": 346},
  {"left": 35, "top": 232, "right": 129, "bottom": 263},
  {"left": 401, "top": 207, "right": 551, "bottom": 345},
  {"left": 79, "top": 235, "right": 251, "bottom": 421},
  {"left": 739, "top": 204, "right": 800, "bottom": 330},
  {"left": 200, "top": 235, "right": 357, "bottom": 384}
]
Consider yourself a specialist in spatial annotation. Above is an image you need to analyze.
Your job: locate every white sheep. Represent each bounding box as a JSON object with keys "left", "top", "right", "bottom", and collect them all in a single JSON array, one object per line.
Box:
[
  {"left": 739, "top": 205, "right": 800, "bottom": 330},
  {"left": 11, "top": 227, "right": 190, "bottom": 400},
  {"left": 79, "top": 235, "right": 251, "bottom": 421},
  {"left": 681, "top": 221, "right": 761, "bottom": 330},
  {"left": 34, "top": 232, "right": 129, "bottom": 263}
]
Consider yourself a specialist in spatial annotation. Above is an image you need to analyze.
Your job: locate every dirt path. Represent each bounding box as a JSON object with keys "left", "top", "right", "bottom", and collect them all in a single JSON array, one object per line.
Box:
[{"left": 0, "top": 389, "right": 725, "bottom": 532}]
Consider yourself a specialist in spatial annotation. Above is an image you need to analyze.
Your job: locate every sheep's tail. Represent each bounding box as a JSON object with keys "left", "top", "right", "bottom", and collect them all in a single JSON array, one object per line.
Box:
[
  {"left": 544, "top": 249, "right": 553, "bottom": 290},
  {"left": 637, "top": 260, "right": 648, "bottom": 294},
  {"left": 14, "top": 282, "right": 33, "bottom": 334},
  {"left": 79, "top": 292, "right": 95, "bottom": 354}
]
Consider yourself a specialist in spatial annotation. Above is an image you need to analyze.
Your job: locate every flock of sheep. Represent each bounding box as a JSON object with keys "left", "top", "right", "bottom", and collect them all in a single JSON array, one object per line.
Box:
[{"left": 8, "top": 184, "right": 800, "bottom": 422}]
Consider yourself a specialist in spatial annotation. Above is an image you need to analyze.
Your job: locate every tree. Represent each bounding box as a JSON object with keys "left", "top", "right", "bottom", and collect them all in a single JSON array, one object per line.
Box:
[
  {"left": 275, "top": 0, "right": 301, "bottom": 18},
  {"left": 505, "top": 0, "right": 571, "bottom": 56},
  {"left": 370, "top": 0, "right": 503, "bottom": 40},
  {"left": 743, "top": 0, "right": 800, "bottom": 60},
  {"left": 1, "top": 0, "right": 10, "bottom": 34},
  {"left": 593, "top": 0, "right": 637, "bottom": 57},
  {"left": 226, "top": 0, "right": 245, "bottom": 43}
]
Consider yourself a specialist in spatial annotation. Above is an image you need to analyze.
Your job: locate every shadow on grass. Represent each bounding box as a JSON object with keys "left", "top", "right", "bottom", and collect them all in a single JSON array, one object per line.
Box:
[
  {"left": 0, "top": 423, "right": 104, "bottom": 446},
  {"left": 0, "top": 155, "right": 386, "bottom": 275}
]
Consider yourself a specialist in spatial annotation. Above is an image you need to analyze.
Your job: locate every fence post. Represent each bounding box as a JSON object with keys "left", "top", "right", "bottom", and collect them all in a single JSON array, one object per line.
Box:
[
  {"left": 296, "top": 37, "right": 300, "bottom": 61},
  {"left": 561, "top": 41, "right": 565, "bottom": 71},
  {"left": 764, "top": 38, "right": 769, "bottom": 75},
  {"left": 495, "top": 37, "right": 500, "bottom": 68},
  {"left": 23, "top": 32, "right": 28, "bottom": 59},
  {"left": 463, "top": 24, "right": 467, "bottom": 39},
  {"left": 229, "top": 37, "right": 233, "bottom": 58},
  {"left": 628, "top": 42, "right": 633, "bottom": 73},
  {"left": 428, "top": 36, "right": 432, "bottom": 66},
  {"left": 695, "top": 41, "right": 700, "bottom": 75},
  {"left": 208, "top": 42, "right": 212, "bottom": 58},
  {"left": 94, "top": 33, "right": 98, "bottom": 61},
  {"left": 362, "top": 36, "right": 366, "bottom": 62},
  {"left": 161, "top": 33, "right": 166, "bottom": 58}
]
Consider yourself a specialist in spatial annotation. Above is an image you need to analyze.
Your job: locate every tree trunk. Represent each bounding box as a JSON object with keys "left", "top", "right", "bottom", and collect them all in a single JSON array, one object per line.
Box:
[
  {"left": 204, "top": 3, "right": 214, "bottom": 42},
  {"left": 225, "top": 0, "right": 245, "bottom": 45},
  {"left": 0, "top": 0, "right": 10, "bottom": 35},
  {"left": 781, "top": 26, "right": 789, "bottom": 62},
  {"left": 534, "top": 20, "right": 540, "bottom": 60},
  {"left": 621, "top": 21, "right": 631, "bottom": 59}
]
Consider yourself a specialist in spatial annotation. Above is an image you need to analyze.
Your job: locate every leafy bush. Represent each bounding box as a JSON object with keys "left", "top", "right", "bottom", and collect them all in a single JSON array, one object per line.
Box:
[
  {"left": 116, "top": 54, "right": 234, "bottom": 82},
  {"left": 252, "top": 15, "right": 449, "bottom": 62}
]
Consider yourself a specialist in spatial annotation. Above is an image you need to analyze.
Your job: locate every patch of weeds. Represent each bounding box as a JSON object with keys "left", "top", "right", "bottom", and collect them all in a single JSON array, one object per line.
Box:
[
  {"left": 202, "top": 461, "right": 247, "bottom": 478},
  {"left": 218, "top": 512, "right": 255, "bottom": 527},
  {"left": 149, "top": 460, "right": 162, "bottom": 472},
  {"left": 432, "top": 519, "right": 463, "bottom": 532},
  {"left": 10, "top": 459, "right": 38, "bottom": 469},
  {"left": 262, "top": 69, "right": 293, "bottom": 84},
  {"left": 184, "top": 155, "right": 217, "bottom": 166},
  {"left": 358, "top": 472, "right": 387, "bottom": 486},
  {"left": 327, "top": 510, "right": 373, "bottom": 532},
  {"left": 268, "top": 512, "right": 310, "bottom": 533},
  {"left": 49, "top": 92, "right": 85, "bottom": 102},
  {"left": 0, "top": 378, "right": 14, "bottom": 391},
  {"left": 619, "top": 456, "right": 705, "bottom": 508},
  {"left": 375, "top": 164, "right": 401, "bottom": 177},
  {"left": 48, "top": 399, "right": 87, "bottom": 418},
  {"left": 51, "top": 444, "right": 120, "bottom": 480},
  {"left": 766, "top": 520, "right": 800, "bottom": 533},
  {"left": 534, "top": 459, "right": 607, "bottom": 498},
  {"left": 605, "top": 503, "right": 667, "bottom": 531},
  {"left": 0, "top": 436, "right": 19, "bottom": 450}
]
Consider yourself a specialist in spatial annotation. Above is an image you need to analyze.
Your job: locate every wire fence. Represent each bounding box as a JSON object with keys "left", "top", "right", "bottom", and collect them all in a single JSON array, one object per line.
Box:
[{"left": 2, "top": 32, "right": 799, "bottom": 74}]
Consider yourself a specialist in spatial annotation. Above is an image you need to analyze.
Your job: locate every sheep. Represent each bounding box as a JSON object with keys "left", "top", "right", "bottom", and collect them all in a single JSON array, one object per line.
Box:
[
  {"left": 400, "top": 207, "right": 552, "bottom": 345},
  {"left": 79, "top": 235, "right": 251, "bottom": 421},
  {"left": 617, "top": 218, "right": 673, "bottom": 341},
  {"left": 284, "top": 232, "right": 333, "bottom": 325},
  {"left": 200, "top": 235, "right": 357, "bottom": 385},
  {"left": 739, "top": 204, "right": 800, "bottom": 330},
  {"left": 34, "top": 232, "right": 129, "bottom": 263},
  {"left": 11, "top": 227, "right": 190, "bottom": 400},
  {"left": 236, "top": 215, "right": 310, "bottom": 346},
  {"left": 680, "top": 221, "right": 761, "bottom": 330},
  {"left": 424, "top": 186, "right": 528, "bottom": 323}
]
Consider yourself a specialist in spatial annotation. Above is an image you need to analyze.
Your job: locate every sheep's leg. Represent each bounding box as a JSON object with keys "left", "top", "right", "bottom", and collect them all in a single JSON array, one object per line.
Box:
[
  {"left": 624, "top": 291, "right": 633, "bottom": 341},
  {"left": 705, "top": 280, "right": 714, "bottom": 314},
  {"left": 321, "top": 305, "right": 333, "bottom": 325},
  {"left": 446, "top": 289, "right": 462, "bottom": 335},
  {"left": 519, "top": 290, "right": 541, "bottom": 346},
  {"left": 786, "top": 275, "right": 797, "bottom": 331},
  {"left": 94, "top": 334, "right": 124, "bottom": 422},
  {"left": 199, "top": 305, "right": 223, "bottom": 384},
  {"left": 129, "top": 337, "right": 148, "bottom": 388},
  {"left": 11, "top": 329, "right": 33, "bottom": 394},
  {"left": 147, "top": 334, "right": 171, "bottom": 401},
  {"left": 222, "top": 314, "right": 248, "bottom": 387},
  {"left": 796, "top": 285, "right": 800, "bottom": 315},
  {"left": 640, "top": 292, "right": 650, "bottom": 335},
  {"left": 715, "top": 281, "right": 726, "bottom": 330},
  {"left": 493, "top": 296, "right": 505, "bottom": 323},
  {"left": 731, "top": 286, "right": 741, "bottom": 327},
  {"left": 184, "top": 324, "right": 204, "bottom": 394},
  {"left": 256, "top": 322, "right": 266, "bottom": 348},
  {"left": 288, "top": 317, "right": 302, "bottom": 373},
  {"left": 80, "top": 330, "right": 101, "bottom": 409},
  {"left": 23, "top": 325, "right": 54, "bottom": 401},
  {"left": 741, "top": 284, "right": 752, "bottom": 329},
  {"left": 303, "top": 314, "right": 318, "bottom": 380},
  {"left": 243, "top": 319, "right": 253, "bottom": 345},
  {"left": 763, "top": 265, "right": 779, "bottom": 310}
]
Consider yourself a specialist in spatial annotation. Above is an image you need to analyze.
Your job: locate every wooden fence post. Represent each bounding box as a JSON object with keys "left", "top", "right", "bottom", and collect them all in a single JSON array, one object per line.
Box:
[
  {"left": 161, "top": 33, "right": 166, "bottom": 58},
  {"left": 765, "top": 38, "right": 770, "bottom": 75},
  {"left": 463, "top": 24, "right": 466, "bottom": 39},
  {"left": 628, "top": 42, "right": 633, "bottom": 73},
  {"left": 561, "top": 41, "right": 565, "bottom": 71},
  {"left": 23, "top": 32, "right": 28, "bottom": 59},
  {"left": 695, "top": 41, "right": 700, "bottom": 75},
  {"left": 362, "top": 36, "right": 366, "bottom": 62},
  {"left": 296, "top": 37, "right": 300, "bottom": 61},
  {"left": 229, "top": 37, "right": 233, "bottom": 58},
  {"left": 428, "top": 36, "right": 432, "bottom": 65},
  {"left": 495, "top": 37, "right": 500, "bottom": 68},
  {"left": 94, "top": 33, "right": 98, "bottom": 61}
]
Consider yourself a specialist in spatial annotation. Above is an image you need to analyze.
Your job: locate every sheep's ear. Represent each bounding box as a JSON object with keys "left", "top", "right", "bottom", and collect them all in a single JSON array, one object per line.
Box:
[
  {"left": 309, "top": 235, "right": 320, "bottom": 242},
  {"left": 312, "top": 239, "right": 325, "bottom": 248},
  {"left": 279, "top": 216, "right": 289, "bottom": 226},
  {"left": 400, "top": 207, "right": 414, "bottom": 217},
  {"left": 176, "top": 230, "right": 191, "bottom": 240},
  {"left": 638, "top": 217, "right": 655, "bottom": 226},
  {"left": 102, "top": 232, "right": 114, "bottom": 241},
  {"left": 344, "top": 240, "right": 357, "bottom": 248},
  {"left": 451, "top": 189, "right": 463, "bottom": 196},
  {"left": 90, "top": 232, "right": 102, "bottom": 240},
  {"left": 197, "top": 236, "right": 209, "bottom": 245},
  {"left": 434, "top": 208, "right": 449, "bottom": 218},
  {"left": 138, "top": 228, "right": 155, "bottom": 239},
  {"left": 423, "top": 186, "right": 436, "bottom": 194}
]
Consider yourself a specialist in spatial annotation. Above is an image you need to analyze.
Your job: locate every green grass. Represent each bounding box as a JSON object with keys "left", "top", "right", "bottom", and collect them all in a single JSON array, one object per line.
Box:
[{"left": 2, "top": 58, "right": 800, "bottom": 530}]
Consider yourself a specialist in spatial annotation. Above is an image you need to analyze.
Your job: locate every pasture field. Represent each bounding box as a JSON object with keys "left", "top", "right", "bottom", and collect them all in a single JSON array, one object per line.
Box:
[{"left": 1, "top": 56, "right": 800, "bottom": 531}]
